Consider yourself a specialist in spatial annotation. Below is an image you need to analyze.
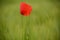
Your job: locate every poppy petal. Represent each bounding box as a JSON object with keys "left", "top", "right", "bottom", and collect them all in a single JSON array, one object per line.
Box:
[{"left": 20, "top": 2, "right": 32, "bottom": 16}]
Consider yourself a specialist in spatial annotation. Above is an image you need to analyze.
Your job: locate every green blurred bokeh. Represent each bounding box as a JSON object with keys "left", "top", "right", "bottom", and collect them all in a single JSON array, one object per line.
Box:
[{"left": 0, "top": 0, "right": 60, "bottom": 40}]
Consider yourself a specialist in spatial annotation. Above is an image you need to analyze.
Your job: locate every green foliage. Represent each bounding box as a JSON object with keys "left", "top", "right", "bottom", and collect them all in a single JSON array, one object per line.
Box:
[{"left": 0, "top": 0, "right": 60, "bottom": 40}]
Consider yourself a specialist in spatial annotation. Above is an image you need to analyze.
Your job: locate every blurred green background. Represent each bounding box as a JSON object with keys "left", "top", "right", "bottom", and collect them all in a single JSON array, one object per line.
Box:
[{"left": 0, "top": 0, "right": 60, "bottom": 40}]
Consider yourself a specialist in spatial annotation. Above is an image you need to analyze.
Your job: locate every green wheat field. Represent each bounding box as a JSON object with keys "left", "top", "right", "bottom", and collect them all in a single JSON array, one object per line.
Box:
[{"left": 0, "top": 0, "right": 60, "bottom": 40}]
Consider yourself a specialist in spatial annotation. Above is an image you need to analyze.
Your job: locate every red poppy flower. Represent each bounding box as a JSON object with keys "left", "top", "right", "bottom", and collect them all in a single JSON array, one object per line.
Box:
[{"left": 20, "top": 2, "right": 32, "bottom": 16}]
